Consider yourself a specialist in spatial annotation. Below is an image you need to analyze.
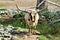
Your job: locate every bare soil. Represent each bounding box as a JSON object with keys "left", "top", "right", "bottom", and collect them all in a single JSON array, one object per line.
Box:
[
  {"left": 0, "top": 0, "right": 37, "bottom": 9},
  {"left": 12, "top": 35, "right": 39, "bottom": 40}
]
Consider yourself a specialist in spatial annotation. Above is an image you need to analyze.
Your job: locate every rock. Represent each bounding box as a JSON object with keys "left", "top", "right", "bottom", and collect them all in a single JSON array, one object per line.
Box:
[
  {"left": 11, "top": 36, "right": 19, "bottom": 40},
  {"left": 4, "top": 38, "right": 11, "bottom": 40},
  {"left": 0, "top": 24, "right": 3, "bottom": 27},
  {"left": 0, "top": 37, "right": 3, "bottom": 40},
  {"left": 25, "top": 35, "right": 39, "bottom": 40},
  {"left": 0, "top": 27, "right": 4, "bottom": 34},
  {"left": 11, "top": 30, "right": 20, "bottom": 35}
]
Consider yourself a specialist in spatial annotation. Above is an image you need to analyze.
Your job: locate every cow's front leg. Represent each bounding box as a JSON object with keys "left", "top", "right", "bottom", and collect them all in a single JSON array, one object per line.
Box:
[
  {"left": 33, "top": 26, "right": 36, "bottom": 35},
  {"left": 29, "top": 26, "right": 32, "bottom": 36}
]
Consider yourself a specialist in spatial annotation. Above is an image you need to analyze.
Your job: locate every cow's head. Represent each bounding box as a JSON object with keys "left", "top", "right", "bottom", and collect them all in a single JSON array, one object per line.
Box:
[{"left": 24, "top": 9, "right": 39, "bottom": 22}]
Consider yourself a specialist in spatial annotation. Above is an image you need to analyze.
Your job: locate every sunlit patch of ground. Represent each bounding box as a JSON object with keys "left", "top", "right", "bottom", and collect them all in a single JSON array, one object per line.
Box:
[
  {"left": 0, "top": 4, "right": 5, "bottom": 7},
  {"left": 12, "top": 34, "right": 39, "bottom": 40}
]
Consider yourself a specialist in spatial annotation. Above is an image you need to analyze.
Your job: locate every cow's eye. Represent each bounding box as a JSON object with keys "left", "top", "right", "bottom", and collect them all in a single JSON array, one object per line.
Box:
[
  {"left": 28, "top": 19, "right": 30, "bottom": 21},
  {"left": 34, "top": 16, "right": 35, "bottom": 18}
]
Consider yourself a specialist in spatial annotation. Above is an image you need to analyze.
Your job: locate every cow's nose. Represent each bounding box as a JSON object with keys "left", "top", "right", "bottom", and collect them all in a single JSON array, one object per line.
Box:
[{"left": 32, "top": 21, "right": 35, "bottom": 22}]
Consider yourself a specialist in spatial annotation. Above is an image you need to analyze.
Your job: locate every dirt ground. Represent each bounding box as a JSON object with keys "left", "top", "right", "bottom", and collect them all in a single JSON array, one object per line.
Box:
[
  {"left": 0, "top": 0, "right": 60, "bottom": 12},
  {"left": 12, "top": 35, "right": 39, "bottom": 40},
  {"left": 0, "top": 0, "right": 37, "bottom": 9}
]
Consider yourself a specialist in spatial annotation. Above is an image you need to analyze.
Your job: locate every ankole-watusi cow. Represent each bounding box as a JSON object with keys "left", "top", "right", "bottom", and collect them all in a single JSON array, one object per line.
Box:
[
  {"left": 16, "top": 0, "right": 46, "bottom": 35},
  {"left": 24, "top": 9, "right": 39, "bottom": 35}
]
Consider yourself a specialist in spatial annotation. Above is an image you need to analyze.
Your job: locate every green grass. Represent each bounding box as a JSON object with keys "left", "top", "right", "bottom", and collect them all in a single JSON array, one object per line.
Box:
[
  {"left": 56, "top": 2, "right": 60, "bottom": 4},
  {"left": 0, "top": 4, "right": 5, "bottom": 7},
  {"left": 39, "top": 35, "right": 49, "bottom": 40},
  {"left": 0, "top": 10, "right": 60, "bottom": 35},
  {"left": 0, "top": 10, "right": 60, "bottom": 40},
  {"left": 0, "top": 9, "right": 7, "bottom": 11}
]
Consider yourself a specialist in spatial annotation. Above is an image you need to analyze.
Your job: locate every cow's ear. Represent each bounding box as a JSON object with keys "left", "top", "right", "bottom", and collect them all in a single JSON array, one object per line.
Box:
[
  {"left": 24, "top": 11, "right": 29, "bottom": 13},
  {"left": 24, "top": 9, "right": 32, "bottom": 13},
  {"left": 27, "top": 10, "right": 32, "bottom": 14}
]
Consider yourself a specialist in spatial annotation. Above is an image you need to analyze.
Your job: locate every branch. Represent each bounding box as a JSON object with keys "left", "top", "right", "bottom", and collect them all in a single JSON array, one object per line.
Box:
[
  {"left": 53, "top": 19, "right": 60, "bottom": 23},
  {"left": 37, "top": 0, "right": 46, "bottom": 7},
  {"left": 46, "top": 0, "right": 60, "bottom": 7},
  {"left": 50, "top": 19, "right": 60, "bottom": 24}
]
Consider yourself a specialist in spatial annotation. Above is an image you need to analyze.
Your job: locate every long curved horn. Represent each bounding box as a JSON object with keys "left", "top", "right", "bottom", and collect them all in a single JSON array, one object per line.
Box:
[
  {"left": 15, "top": 0, "right": 46, "bottom": 13},
  {"left": 16, "top": 4, "right": 25, "bottom": 11},
  {"left": 16, "top": 0, "right": 46, "bottom": 11},
  {"left": 16, "top": 4, "right": 33, "bottom": 13},
  {"left": 15, "top": 4, "right": 27, "bottom": 12}
]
